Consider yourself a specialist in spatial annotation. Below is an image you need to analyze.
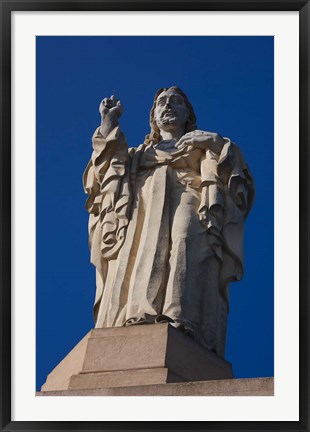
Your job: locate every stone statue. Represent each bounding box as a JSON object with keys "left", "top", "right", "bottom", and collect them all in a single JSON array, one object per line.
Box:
[{"left": 83, "top": 86, "right": 254, "bottom": 357}]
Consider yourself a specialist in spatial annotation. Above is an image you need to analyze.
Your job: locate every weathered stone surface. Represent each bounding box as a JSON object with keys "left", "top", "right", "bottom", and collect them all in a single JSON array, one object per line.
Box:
[
  {"left": 41, "top": 324, "right": 233, "bottom": 392},
  {"left": 38, "top": 377, "right": 274, "bottom": 396},
  {"left": 69, "top": 368, "right": 183, "bottom": 390},
  {"left": 83, "top": 87, "right": 255, "bottom": 357},
  {"left": 81, "top": 325, "right": 168, "bottom": 373}
]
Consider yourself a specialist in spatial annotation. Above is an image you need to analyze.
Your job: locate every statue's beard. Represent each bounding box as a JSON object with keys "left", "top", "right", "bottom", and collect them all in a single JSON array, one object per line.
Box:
[
  {"left": 161, "top": 116, "right": 177, "bottom": 125},
  {"left": 156, "top": 112, "right": 187, "bottom": 132},
  {"left": 158, "top": 112, "right": 180, "bottom": 127}
]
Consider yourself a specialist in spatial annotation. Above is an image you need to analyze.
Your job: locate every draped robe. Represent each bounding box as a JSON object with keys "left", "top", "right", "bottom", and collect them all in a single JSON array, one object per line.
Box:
[{"left": 83, "top": 126, "right": 254, "bottom": 356}]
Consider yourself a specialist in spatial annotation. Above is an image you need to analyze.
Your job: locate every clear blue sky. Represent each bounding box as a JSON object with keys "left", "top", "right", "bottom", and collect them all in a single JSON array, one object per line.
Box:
[{"left": 36, "top": 36, "right": 274, "bottom": 391}]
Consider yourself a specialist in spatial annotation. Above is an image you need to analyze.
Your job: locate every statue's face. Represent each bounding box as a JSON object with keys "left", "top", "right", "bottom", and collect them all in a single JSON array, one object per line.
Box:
[{"left": 154, "top": 89, "right": 189, "bottom": 133}]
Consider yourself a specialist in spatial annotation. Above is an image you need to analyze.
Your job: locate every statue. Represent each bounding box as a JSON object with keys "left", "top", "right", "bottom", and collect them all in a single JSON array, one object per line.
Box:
[{"left": 83, "top": 87, "right": 254, "bottom": 357}]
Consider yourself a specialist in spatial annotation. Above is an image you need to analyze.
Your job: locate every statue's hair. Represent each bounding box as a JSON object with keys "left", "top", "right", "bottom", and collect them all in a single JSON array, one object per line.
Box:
[{"left": 144, "top": 86, "right": 197, "bottom": 146}]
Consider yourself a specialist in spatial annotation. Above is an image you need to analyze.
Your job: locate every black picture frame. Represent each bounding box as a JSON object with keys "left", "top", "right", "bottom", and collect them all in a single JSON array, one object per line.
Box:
[{"left": 1, "top": 1, "right": 309, "bottom": 431}]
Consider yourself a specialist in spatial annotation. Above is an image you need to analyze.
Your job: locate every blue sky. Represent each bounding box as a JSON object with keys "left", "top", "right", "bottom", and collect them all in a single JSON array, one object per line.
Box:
[{"left": 36, "top": 36, "right": 274, "bottom": 391}]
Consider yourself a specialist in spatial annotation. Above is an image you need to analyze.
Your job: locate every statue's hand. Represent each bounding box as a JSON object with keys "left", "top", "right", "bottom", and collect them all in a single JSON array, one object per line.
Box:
[
  {"left": 176, "top": 130, "right": 224, "bottom": 154},
  {"left": 99, "top": 95, "right": 123, "bottom": 119},
  {"left": 99, "top": 95, "right": 124, "bottom": 138}
]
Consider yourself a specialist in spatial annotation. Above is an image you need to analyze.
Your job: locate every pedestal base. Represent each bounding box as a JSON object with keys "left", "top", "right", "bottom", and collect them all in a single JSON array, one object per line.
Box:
[
  {"left": 41, "top": 323, "right": 233, "bottom": 391},
  {"left": 38, "top": 377, "right": 274, "bottom": 396}
]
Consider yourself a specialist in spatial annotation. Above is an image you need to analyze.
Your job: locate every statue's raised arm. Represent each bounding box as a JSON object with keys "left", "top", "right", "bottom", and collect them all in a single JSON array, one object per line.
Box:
[{"left": 83, "top": 96, "right": 131, "bottom": 322}]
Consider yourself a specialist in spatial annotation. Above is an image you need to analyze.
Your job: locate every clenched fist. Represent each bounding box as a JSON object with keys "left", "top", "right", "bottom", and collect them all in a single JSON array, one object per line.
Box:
[{"left": 99, "top": 95, "right": 124, "bottom": 139}]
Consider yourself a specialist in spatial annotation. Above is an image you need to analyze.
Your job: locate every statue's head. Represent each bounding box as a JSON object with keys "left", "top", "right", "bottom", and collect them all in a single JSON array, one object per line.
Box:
[{"left": 144, "top": 86, "right": 197, "bottom": 146}]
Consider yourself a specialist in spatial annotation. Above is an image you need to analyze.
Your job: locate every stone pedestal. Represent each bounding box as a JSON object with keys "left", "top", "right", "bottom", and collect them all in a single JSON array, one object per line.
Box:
[
  {"left": 41, "top": 323, "right": 233, "bottom": 392},
  {"left": 38, "top": 377, "right": 274, "bottom": 396}
]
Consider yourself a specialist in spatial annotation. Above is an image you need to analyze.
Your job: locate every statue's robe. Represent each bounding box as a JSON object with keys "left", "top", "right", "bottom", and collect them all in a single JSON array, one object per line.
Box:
[{"left": 83, "top": 126, "right": 254, "bottom": 356}]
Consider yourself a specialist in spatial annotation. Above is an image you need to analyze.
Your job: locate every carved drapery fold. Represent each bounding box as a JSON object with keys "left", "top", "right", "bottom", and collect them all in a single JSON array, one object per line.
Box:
[{"left": 83, "top": 128, "right": 254, "bottom": 355}]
